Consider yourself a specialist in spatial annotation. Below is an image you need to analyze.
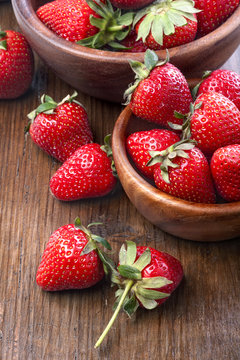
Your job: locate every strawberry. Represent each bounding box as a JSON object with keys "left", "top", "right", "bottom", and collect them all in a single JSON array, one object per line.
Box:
[
  {"left": 194, "top": 69, "right": 240, "bottom": 110},
  {"left": 210, "top": 144, "right": 240, "bottom": 202},
  {"left": 126, "top": 129, "right": 180, "bottom": 179},
  {"left": 174, "top": 92, "right": 240, "bottom": 157},
  {"left": 133, "top": 0, "right": 199, "bottom": 50},
  {"left": 0, "top": 30, "right": 34, "bottom": 99},
  {"left": 95, "top": 240, "right": 183, "bottom": 347},
  {"left": 195, "top": 0, "right": 239, "bottom": 37},
  {"left": 148, "top": 140, "right": 216, "bottom": 203},
  {"left": 50, "top": 135, "right": 117, "bottom": 201},
  {"left": 110, "top": 0, "right": 154, "bottom": 10},
  {"left": 26, "top": 92, "right": 93, "bottom": 163},
  {"left": 37, "top": 0, "right": 134, "bottom": 50},
  {"left": 124, "top": 50, "right": 192, "bottom": 127},
  {"left": 36, "top": 218, "right": 113, "bottom": 291}
]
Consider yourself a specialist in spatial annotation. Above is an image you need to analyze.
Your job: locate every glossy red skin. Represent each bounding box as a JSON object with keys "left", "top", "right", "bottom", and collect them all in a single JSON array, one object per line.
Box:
[
  {"left": 36, "top": 224, "right": 104, "bottom": 291},
  {"left": 50, "top": 143, "right": 117, "bottom": 201},
  {"left": 37, "top": 0, "right": 100, "bottom": 42},
  {"left": 29, "top": 101, "right": 93, "bottom": 162},
  {"left": 195, "top": 0, "right": 239, "bottom": 37},
  {"left": 110, "top": 0, "right": 154, "bottom": 9},
  {"left": 126, "top": 129, "right": 180, "bottom": 179},
  {"left": 120, "top": 30, "right": 148, "bottom": 53},
  {"left": 190, "top": 92, "right": 240, "bottom": 157},
  {"left": 136, "top": 246, "right": 183, "bottom": 306},
  {"left": 198, "top": 69, "right": 240, "bottom": 110},
  {"left": 154, "top": 147, "right": 216, "bottom": 203},
  {"left": 135, "top": 15, "right": 197, "bottom": 50},
  {"left": 210, "top": 144, "right": 240, "bottom": 202},
  {"left": 130, "top": 63, "right": 192, "bottom": 126},
  {"left": 0, "top": 30, "right": 34, "bottom": 99}
]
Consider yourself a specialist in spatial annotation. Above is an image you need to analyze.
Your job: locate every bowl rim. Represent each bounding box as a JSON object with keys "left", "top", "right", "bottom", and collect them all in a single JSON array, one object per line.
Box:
[
  {"left": 12, "top": 0, "right": 240, "bottom": 63},
  {"left": 112, "top": 105, "right": 240, "bottom": 216}
]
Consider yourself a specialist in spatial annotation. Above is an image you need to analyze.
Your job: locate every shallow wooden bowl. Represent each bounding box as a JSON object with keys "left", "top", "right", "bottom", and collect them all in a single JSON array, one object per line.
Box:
[
  {"left": 12, "top": 0, "right": 240, "bottom": 102},
  {"left": 112, "top": 105, "right": 240, "bottom": 242}
]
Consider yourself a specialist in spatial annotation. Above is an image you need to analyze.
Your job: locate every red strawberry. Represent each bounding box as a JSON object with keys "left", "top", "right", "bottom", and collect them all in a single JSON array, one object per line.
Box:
[
  {"left": 210, "top": 144, "right": 240, "bottom": 202},
  {"left": 177, "top": 92, "right": 240, "bottom": 157},
  {"left": 148, "top": 140, "right": 216, "bottom": 203},
  {"left": 126, "top": 129, "right": 180, "bottom": 179},
  {"left": 95, "top": 240, "right": 183, "bottom": 347},
  {"left": 124, "top": 50, "right": 192, "bottom": 127},
  {"left": 195, "top": 0, "right": 239, "bottom": 37},
  {"left": 0, "top": 30, "right": 34, "bottom": 99},
  {"left": 37, "top": 0, "right": 134, "bottom": 50},
  {"left": 133, "top": 0, "right": 199, "bottom": 50},
  {"left": 110, "top": 0, "right": 154, "bottom": 10},
  {"left": 36, "top": 218, "right": 113, "bottom": 291},
  {"left": 26, "top": 92, "right": 93, "bottom": 163},
  {"left": 119, "top": 30, "right": 148, "bottom": 52},
  {"left": 50, "top": 135, "right": 117, "bottom": 201},
  {"left": 196, "top": 69, "right": 240, "bottom": 110}
]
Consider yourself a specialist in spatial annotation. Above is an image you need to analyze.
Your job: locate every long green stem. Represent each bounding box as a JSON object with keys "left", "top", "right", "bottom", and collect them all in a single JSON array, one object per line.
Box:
[{"left": 94, "top": 280, "right": 134, "bottom": 348}]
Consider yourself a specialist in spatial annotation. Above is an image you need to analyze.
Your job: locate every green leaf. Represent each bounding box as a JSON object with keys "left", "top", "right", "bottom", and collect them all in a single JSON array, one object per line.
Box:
[
  {"left": 123, "top": 295, "right": 139, "bottom": 317},
  {"left": 135, "top": 293, "right": 158, "bottom": 310},
  {"left": 90, "top": 16, "right": 106, "bottom": 30},
  {"left": 125, "top": 241, "right": 137, "bottom": 266},
  {"left": 168, "top": 122, "right": 183, "bottom": 130},
  {"left": 129, "top": 60, "right": 149, "bottom": 80},
  {"left": 0, "top": 40, "right": 7, "bottom": 50},
  {"left": 144, "top": 49, "right": 159, "bottom": 71},
  {"left": 174, "top": 111, "right": 186, "bottom": 119},
  {"left": 167, "top": 10, "right": 188, "bottom": 27},
  {"left": 98, "top": 250, "right": 117, "bottom": 276},
  {"left": 74, "top": 217, "right": 82, "bottom": 228},
  {"left": 161, "top": 12, "right": 175, "bottom": 35},
  {"left": 139, "top": 276, "right": 173, "bottom": 289},
  {"left": 134, "top": 248, "right": 151, "bottom": 271},
  {"left": 151, "top": 16, "right": 163, "bottom": 45},
  {"left": 136, "top": 12, "right": 155, "bottom": 42},
  {"left": 171, "top": 0, "right": 198, "bottom": 13},
  {"left": 118, "top": 265, "right": 142, "bottom": 280},
  {"left": 119, "top": 244, "right": 127, "bottom": 265},
  {"left": 0, "top": 31, "right": 6, "bottom": 38},
  {"left": 133, "top": 7, "right": 148, "bottom": 28},
  {"left": 174, "top": 142, "right": 195, "bottom": 151},
  {"left": 161, "top": 168, "right": 170, "bottom": 184},
  {"left": 194, "top": 101, "right": 203, "bottom": 110},
  {"left": 176, "top": 149, "right": 189, "bottom": 158},
  {"left": 91, "top": 235, "right": 112, "bottom": 251},
  {"left": 118, "top": 12, "right": 134, "bottom": 26},
  {"left": 136, "top": 286, "right": 170, "bottom": 300},
  {"left": 81, "top": 241, "right": 97, "bottom": 255}
]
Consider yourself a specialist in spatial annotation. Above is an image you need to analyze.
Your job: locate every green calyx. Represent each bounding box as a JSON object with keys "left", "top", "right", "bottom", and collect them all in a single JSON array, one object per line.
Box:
[
  {"left": 191, "top": 70, "right": 212, "bottom": 100},
  {"left": 0, "top": 31, "right": 7, "bottom": 50},
  {"left": 100, "top": 134, "right": 118, "bottom": 178},
  {"left": 94, "top": 241, "right": 172, "bottom": 348},
  {"left": 124, "top": 49, "right": 169, "bottom": 104},
  {"left": 75, "top": 217, "right": 115, "bottom": 276},
  {"left": 133, "top": 0, "right": 200, "bottom": 45},
  {"left": 147, "top": 138, "right": 196, "bottom": 183},
  {"left": 77, "top": 0, "right": 134, "bottom": 49},
  {"left": 26, "top": 91, "right": 82, "bottom": 131}
]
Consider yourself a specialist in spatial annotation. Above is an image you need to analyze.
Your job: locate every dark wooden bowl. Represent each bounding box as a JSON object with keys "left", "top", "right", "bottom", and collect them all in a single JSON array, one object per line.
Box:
[
  {"left": 112, "top": 105, "right": 240, "bottom": 242},
  {"left": 12, "top": 0, "right": 240, "bottom": 102}
]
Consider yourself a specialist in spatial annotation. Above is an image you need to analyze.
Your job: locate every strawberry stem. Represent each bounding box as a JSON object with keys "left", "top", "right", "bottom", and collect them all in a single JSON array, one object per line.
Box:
[{"left": 94, "top": 279, "right": 134, "bottom": 348}]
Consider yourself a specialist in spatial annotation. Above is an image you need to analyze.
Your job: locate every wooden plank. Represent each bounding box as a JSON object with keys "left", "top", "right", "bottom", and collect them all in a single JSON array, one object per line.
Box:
[{"left": 0, "top": 3, "right": 240, "bottom": 359}]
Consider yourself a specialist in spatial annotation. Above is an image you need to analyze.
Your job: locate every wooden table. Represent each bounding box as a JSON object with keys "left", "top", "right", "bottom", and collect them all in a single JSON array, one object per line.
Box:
[{"left": 1, "top": 2, "right": 240, "bottom": 359}]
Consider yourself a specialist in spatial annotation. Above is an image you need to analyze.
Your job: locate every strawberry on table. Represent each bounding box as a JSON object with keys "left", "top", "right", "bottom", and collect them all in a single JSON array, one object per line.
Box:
[
  {"left": 195, "top": 0, "right": 239, "bottom": 37},
  {"left": 37, "top": 0, "right": 134, "bottom": 50},
  {"left": 174, "top": 92, "right": 240, "bottom": 157},
  {"left": 95, "top": 240, "right": 183, "bottom": 347},
  {"left": 126, "top": 129, "right": 180, "bottom": 179},
  {"left": 50, "top": 135, "right": 117, "bottom": 201},
  {"left": 124, "top": 49, "right": 192, "bottom": 127},
  {"left": 148, "top": 139, "right": 216, "bottom": 203},
  {"left": 194, "top": 69, "right": 240, "bottom": 110},
  {"left": 210, "top": 144, "right": 240, "bottom": 202},
  {"left": 36, "top": 218, "right": 114, "bottom": 291},
  {"left": 133, "top": 0, "right": 199, "bottom": 50},
  {"left": 26, "top": 91, "right": 93, "bottom": 163},
  {"left": 0, "top": 30, "right": 34, "bottom": 99}
]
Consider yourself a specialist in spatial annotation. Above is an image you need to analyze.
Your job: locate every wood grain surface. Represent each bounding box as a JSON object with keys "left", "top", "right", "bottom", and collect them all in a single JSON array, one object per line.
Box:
[{"left": 1, "top": 3, "right": 240, "bottom": 359}]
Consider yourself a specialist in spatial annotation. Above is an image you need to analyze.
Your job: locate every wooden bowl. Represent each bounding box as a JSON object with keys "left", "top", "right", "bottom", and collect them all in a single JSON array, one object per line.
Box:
[
  {"left": 112, "top": 105, "right": 240, "bottom": 242},
  {"left": 12, "top": 0, "right": 240, "bottom": 102}
]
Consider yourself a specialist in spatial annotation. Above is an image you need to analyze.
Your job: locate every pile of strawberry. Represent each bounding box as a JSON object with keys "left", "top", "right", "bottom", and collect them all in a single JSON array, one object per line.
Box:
[
  {"left": 125, "top": 50, "right": 240, "bottom": 203},
  {"left": 36, "top": 0, "right": 240, "bottom": 52}
]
